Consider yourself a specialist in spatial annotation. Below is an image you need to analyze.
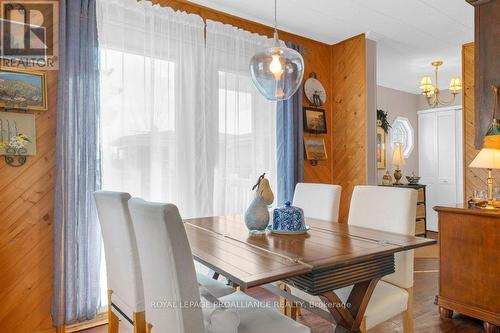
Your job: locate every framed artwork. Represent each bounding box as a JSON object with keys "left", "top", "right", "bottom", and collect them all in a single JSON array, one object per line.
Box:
[
  {"left": 377, "top": 126, "right": 386, "bottom": 169},
  {"left": 304, "top": 137, "right": 328, "bottom": 160},
  {"left": 0, "top": 68, "right": 48, "bottom": 110},
  {"left": 0, "top": 111, "right": 36, "bottom": 155},
  {"left": 303, "top": 107, "right": 327, "bottom": 133}
]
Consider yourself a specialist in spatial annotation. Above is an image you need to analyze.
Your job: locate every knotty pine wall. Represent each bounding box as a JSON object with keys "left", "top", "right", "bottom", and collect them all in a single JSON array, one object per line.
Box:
[
  {"left": 0, "top": 1, "right": 369, "bottom": 332},
  {"left": 0, "top": 69, "right": 57, "bottom": 332},
  {"left": 463, "top": 42, "right": 500, "bottom": 200},
  {"left": 331, "top": 35, "right": 368, "bottom": 222}
]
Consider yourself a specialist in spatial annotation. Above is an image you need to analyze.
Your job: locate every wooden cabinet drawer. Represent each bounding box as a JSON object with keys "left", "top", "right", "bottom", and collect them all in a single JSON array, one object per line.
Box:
[
  {"left": 415, "top": 219, "right": 426, "bottom": 235},
  {"left": 417, "top": 188, "right": 425, "bottom": 202},
  {"left": 416, "top": 204, "right": 426, "bottom": 218}
]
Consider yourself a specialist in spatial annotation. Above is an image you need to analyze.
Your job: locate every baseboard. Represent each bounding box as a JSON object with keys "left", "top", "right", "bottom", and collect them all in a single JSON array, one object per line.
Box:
[{"left": 36, "top": 311, "right": 108, "bottom": 333}]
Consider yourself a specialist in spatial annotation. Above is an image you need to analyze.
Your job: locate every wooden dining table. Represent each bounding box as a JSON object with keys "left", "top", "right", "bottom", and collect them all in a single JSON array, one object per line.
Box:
[{"left": 184, "top": 215, "right": 436, "bottom": 333}]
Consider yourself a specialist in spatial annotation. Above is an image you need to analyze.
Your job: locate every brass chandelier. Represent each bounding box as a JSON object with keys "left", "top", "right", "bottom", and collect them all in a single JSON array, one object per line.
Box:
[{"left": 419, "top": 60, "right": 462, "bottom": 107}]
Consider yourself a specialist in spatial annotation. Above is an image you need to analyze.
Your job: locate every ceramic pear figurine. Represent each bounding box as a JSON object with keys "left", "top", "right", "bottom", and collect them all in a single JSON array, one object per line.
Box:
[{"left": 244, "top": 173, "right": 274, "bottom": 233}]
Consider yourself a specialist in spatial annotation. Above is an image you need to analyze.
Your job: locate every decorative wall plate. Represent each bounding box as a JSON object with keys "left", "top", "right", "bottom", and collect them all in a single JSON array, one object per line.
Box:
[{"left": 304, "top": 73, "right": 326, "bottom": 107}]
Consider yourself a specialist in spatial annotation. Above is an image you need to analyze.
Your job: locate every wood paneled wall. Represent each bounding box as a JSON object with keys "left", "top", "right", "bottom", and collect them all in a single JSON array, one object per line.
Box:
[
  {"left": 0, "top": 69, "right": 57, "bottom": 332},
  {"left": 331, "top": 34, "right": 368, "bottom": 222},
  {"left": 463, "top": 42, "right": 500, "bottom": 200}
]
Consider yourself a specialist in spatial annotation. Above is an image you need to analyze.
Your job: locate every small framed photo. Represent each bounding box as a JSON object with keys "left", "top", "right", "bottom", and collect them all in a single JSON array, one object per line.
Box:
[
  {"left": 377, "top": 126, "right": 386, "bottom": 169},
  {"left": 0, "top": 111, "right": 36, "bottom": 155},
  {"left": 303, "top": 107, "right": 327, "bottom": 133},
  {"left": 304, "top": 137, "right": 328, "bottom": 160},
  {"left": 0, "top": 68, "right": 48, "bottom": 110}
]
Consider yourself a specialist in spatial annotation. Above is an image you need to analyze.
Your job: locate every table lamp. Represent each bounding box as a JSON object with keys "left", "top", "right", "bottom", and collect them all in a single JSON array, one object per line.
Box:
[
  {"left": 391, "top": 143, "right": 405, "bottom": 185},
  {"left": 469, "top": 148, "right": 500, "bottom": 210}
]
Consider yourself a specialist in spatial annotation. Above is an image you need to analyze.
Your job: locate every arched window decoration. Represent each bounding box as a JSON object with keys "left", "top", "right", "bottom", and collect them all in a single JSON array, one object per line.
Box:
[{"left": 390, "top": 117, "right": 414, "bottom": 158}]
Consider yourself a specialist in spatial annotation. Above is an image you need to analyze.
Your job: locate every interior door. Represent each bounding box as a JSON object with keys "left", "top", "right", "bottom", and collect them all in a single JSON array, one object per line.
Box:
[
  {"left": 418, "top": 112, "right": 438, "bottom": 230},
  {"left": 418, "top": 112, "right": 437, "bottom": 182},
  {"left": 431, "top": 110, "right": 458, "bottom": 231}
]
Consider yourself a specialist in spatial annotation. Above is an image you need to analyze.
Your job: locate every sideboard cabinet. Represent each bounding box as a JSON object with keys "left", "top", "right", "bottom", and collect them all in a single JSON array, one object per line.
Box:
[{"left": 434, "top": 205, "right": 500, "bottom": 333}]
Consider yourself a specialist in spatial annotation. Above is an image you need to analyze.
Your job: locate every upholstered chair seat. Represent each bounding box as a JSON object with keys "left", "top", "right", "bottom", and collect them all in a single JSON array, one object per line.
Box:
[
  {"left": 288, "top": 280, "right": 409, "bottom": 329},
  {"left": 196, "top": 272, "right": 235, "bottom": 298},
  {"left": 128, "top": 198, "right": 310, "bottom": 333},
  {"left": 94, "top": 191, "right": 235, "bottom": 333}
]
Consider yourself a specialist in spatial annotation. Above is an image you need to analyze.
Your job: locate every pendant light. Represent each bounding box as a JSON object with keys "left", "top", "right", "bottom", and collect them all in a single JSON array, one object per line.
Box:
[{"left": 249, "top": 0, "right": 304, "bottom": 101}]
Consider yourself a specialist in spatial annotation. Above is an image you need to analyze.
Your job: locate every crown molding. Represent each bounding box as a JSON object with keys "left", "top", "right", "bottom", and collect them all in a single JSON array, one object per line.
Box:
[{"left": 466, "top": 0, "right": 491, "bottom": 6}]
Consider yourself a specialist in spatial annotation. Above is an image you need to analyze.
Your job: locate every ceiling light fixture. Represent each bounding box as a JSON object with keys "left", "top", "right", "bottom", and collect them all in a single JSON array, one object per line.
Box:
[
  {"left": 419, "top": 60, "right": 462, "bottom": 108},
  {"left": 249, "top": 0, "right": 304, "bottom": 101}
]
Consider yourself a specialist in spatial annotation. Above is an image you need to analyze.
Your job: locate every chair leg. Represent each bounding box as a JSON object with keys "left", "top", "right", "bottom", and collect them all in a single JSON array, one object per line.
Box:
[
  {"left": 278, "top": 283, "right": 301, "bottom": 320},
  {"left": 107, "top": 290, "right": 119, "bottom": 333},
  {"left": 146, "top": 323, "right": 153, "bottom": 333},
  {"left": 360, "top": 317, "right": 367, "bottom": 333},
  {"left": 278, "top": 283, "right": 291, "bottom": 316},
  {"left": 402, "top": 287, "right": 414, "bottom": 333},
  {"left": 133, "top": 311, "right": 146, "bottom": 333}
]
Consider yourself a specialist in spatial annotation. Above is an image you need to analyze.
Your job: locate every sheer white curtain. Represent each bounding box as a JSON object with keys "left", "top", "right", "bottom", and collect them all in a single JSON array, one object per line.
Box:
[
  {"left": 205, "top": 20, "right": 277, "bottom": 215},
  {"left": 97, "top": 0, "right": 210, "bottom": 217},
  {"left": 97, "top": 0, "right": 278, "bottom": 303}
]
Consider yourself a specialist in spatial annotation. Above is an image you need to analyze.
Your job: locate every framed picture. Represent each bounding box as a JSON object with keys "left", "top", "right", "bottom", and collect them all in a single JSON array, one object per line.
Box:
[
  {"left": 0, "top": 111, "right": 36, "bottom": 155},
  {"left": 377, "top": 126, "right": 386, "bottom": 169},
  {"left": 304, "top": 137, "right": 328, "bottom": 160},
  {"left": 0, "top": 68, "right": 48, "bottom": 110},
  {"left": 303, "top": 107, "right": 327, "bottom": 133}
]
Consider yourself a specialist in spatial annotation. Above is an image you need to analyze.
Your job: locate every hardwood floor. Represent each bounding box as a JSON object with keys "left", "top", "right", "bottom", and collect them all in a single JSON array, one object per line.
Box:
[{"left": 80, "top": 258, "right": 484, "bottom": 333}]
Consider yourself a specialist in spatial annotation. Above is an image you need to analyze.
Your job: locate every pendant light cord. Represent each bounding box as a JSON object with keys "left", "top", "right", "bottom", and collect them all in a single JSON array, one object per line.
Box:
[
  {"left": 273, "top": 0, "right": 279, "bottom": 45},
  {"left": 274, "top": 0, "right": 277, "bottom": 32}
]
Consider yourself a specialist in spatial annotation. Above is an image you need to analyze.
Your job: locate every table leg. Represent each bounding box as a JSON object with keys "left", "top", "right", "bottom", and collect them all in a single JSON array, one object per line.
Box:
[{"left": 319, "top": 278, "right": 379, "bottom": 333}]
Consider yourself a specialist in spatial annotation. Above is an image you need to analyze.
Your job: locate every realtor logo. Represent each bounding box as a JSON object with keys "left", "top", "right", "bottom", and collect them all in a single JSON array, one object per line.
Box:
[{"left": 0, "top": 1, "right": 59, "bottom": 70}]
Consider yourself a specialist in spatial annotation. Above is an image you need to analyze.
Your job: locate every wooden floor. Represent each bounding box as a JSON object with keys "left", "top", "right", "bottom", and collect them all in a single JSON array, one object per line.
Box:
[{"left": 80, "top": 258, "right": 484, "bottom": 333}]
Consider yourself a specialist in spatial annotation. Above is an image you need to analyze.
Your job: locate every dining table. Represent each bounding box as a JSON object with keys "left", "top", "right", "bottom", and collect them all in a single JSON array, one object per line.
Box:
[{"left": 184, "top": 215, "right": 437, "bottom": 333}]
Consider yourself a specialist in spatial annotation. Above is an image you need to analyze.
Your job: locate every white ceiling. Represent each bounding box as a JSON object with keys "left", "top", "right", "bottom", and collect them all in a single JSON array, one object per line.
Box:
[{"left": 189, "top": 0, "right": 474, "bottom": 94}]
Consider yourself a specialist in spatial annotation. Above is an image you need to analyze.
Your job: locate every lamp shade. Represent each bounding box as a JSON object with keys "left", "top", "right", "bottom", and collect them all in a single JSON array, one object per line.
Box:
[
  {"left": 249, "top": 44, "right": 304, "bottom": 101},
  {"left": 391, "top": 143, "right": 406, "bottom": 167},
  {"left": 469, "top": 148, "right": 500, "bottom": 169},
  {"left": 419, "top": 76, "right": 433, "bottom": 91},
  {"left": 449, "top": 77, "right": 462, "bottom": 93}
]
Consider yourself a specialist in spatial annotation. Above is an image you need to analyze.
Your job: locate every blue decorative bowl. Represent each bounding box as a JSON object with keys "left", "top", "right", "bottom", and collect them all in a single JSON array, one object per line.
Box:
[{"left": 272, "top": 201, "right": 305, "bottom": 232}]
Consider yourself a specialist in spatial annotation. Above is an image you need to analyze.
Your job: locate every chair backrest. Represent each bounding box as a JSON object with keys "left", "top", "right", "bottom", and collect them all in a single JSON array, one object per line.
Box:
[
  {"left": 292, "top": 183, "right": 342, "bottom": 222},
  {"left": 348, "top": 185, "right": 417, "bottom": 289},
  {"left": 94, "top": 191, "right": 144, "bottom": 314},
  {"left": 128, "top": 198, "right": 204, "bottom": 333}
]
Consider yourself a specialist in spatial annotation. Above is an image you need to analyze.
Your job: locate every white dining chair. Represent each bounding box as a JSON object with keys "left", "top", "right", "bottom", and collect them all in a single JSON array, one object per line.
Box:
[
  {"left": 128, "top": 197, "right": 311, "bottom": 333},
  {"left": 342, "top": 185, "right": 417, "bottom": 332},
  {"left": 94, "top": 191, "right": 235, "bottom": 333},
  {"left": 292, "top": 183, "right": 341, "bottom": 222},
  {"left": 286, "top": 185, "right": 417, "bottom": 333}
]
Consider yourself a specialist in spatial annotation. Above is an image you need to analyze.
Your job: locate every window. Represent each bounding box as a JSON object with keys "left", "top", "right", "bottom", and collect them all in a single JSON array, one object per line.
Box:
[
  {"left": 390, "top": 117, "right": 414, "bottom": 158},
  {"left": 213, "top": 70, "right": 277, "bottom": 215}
]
